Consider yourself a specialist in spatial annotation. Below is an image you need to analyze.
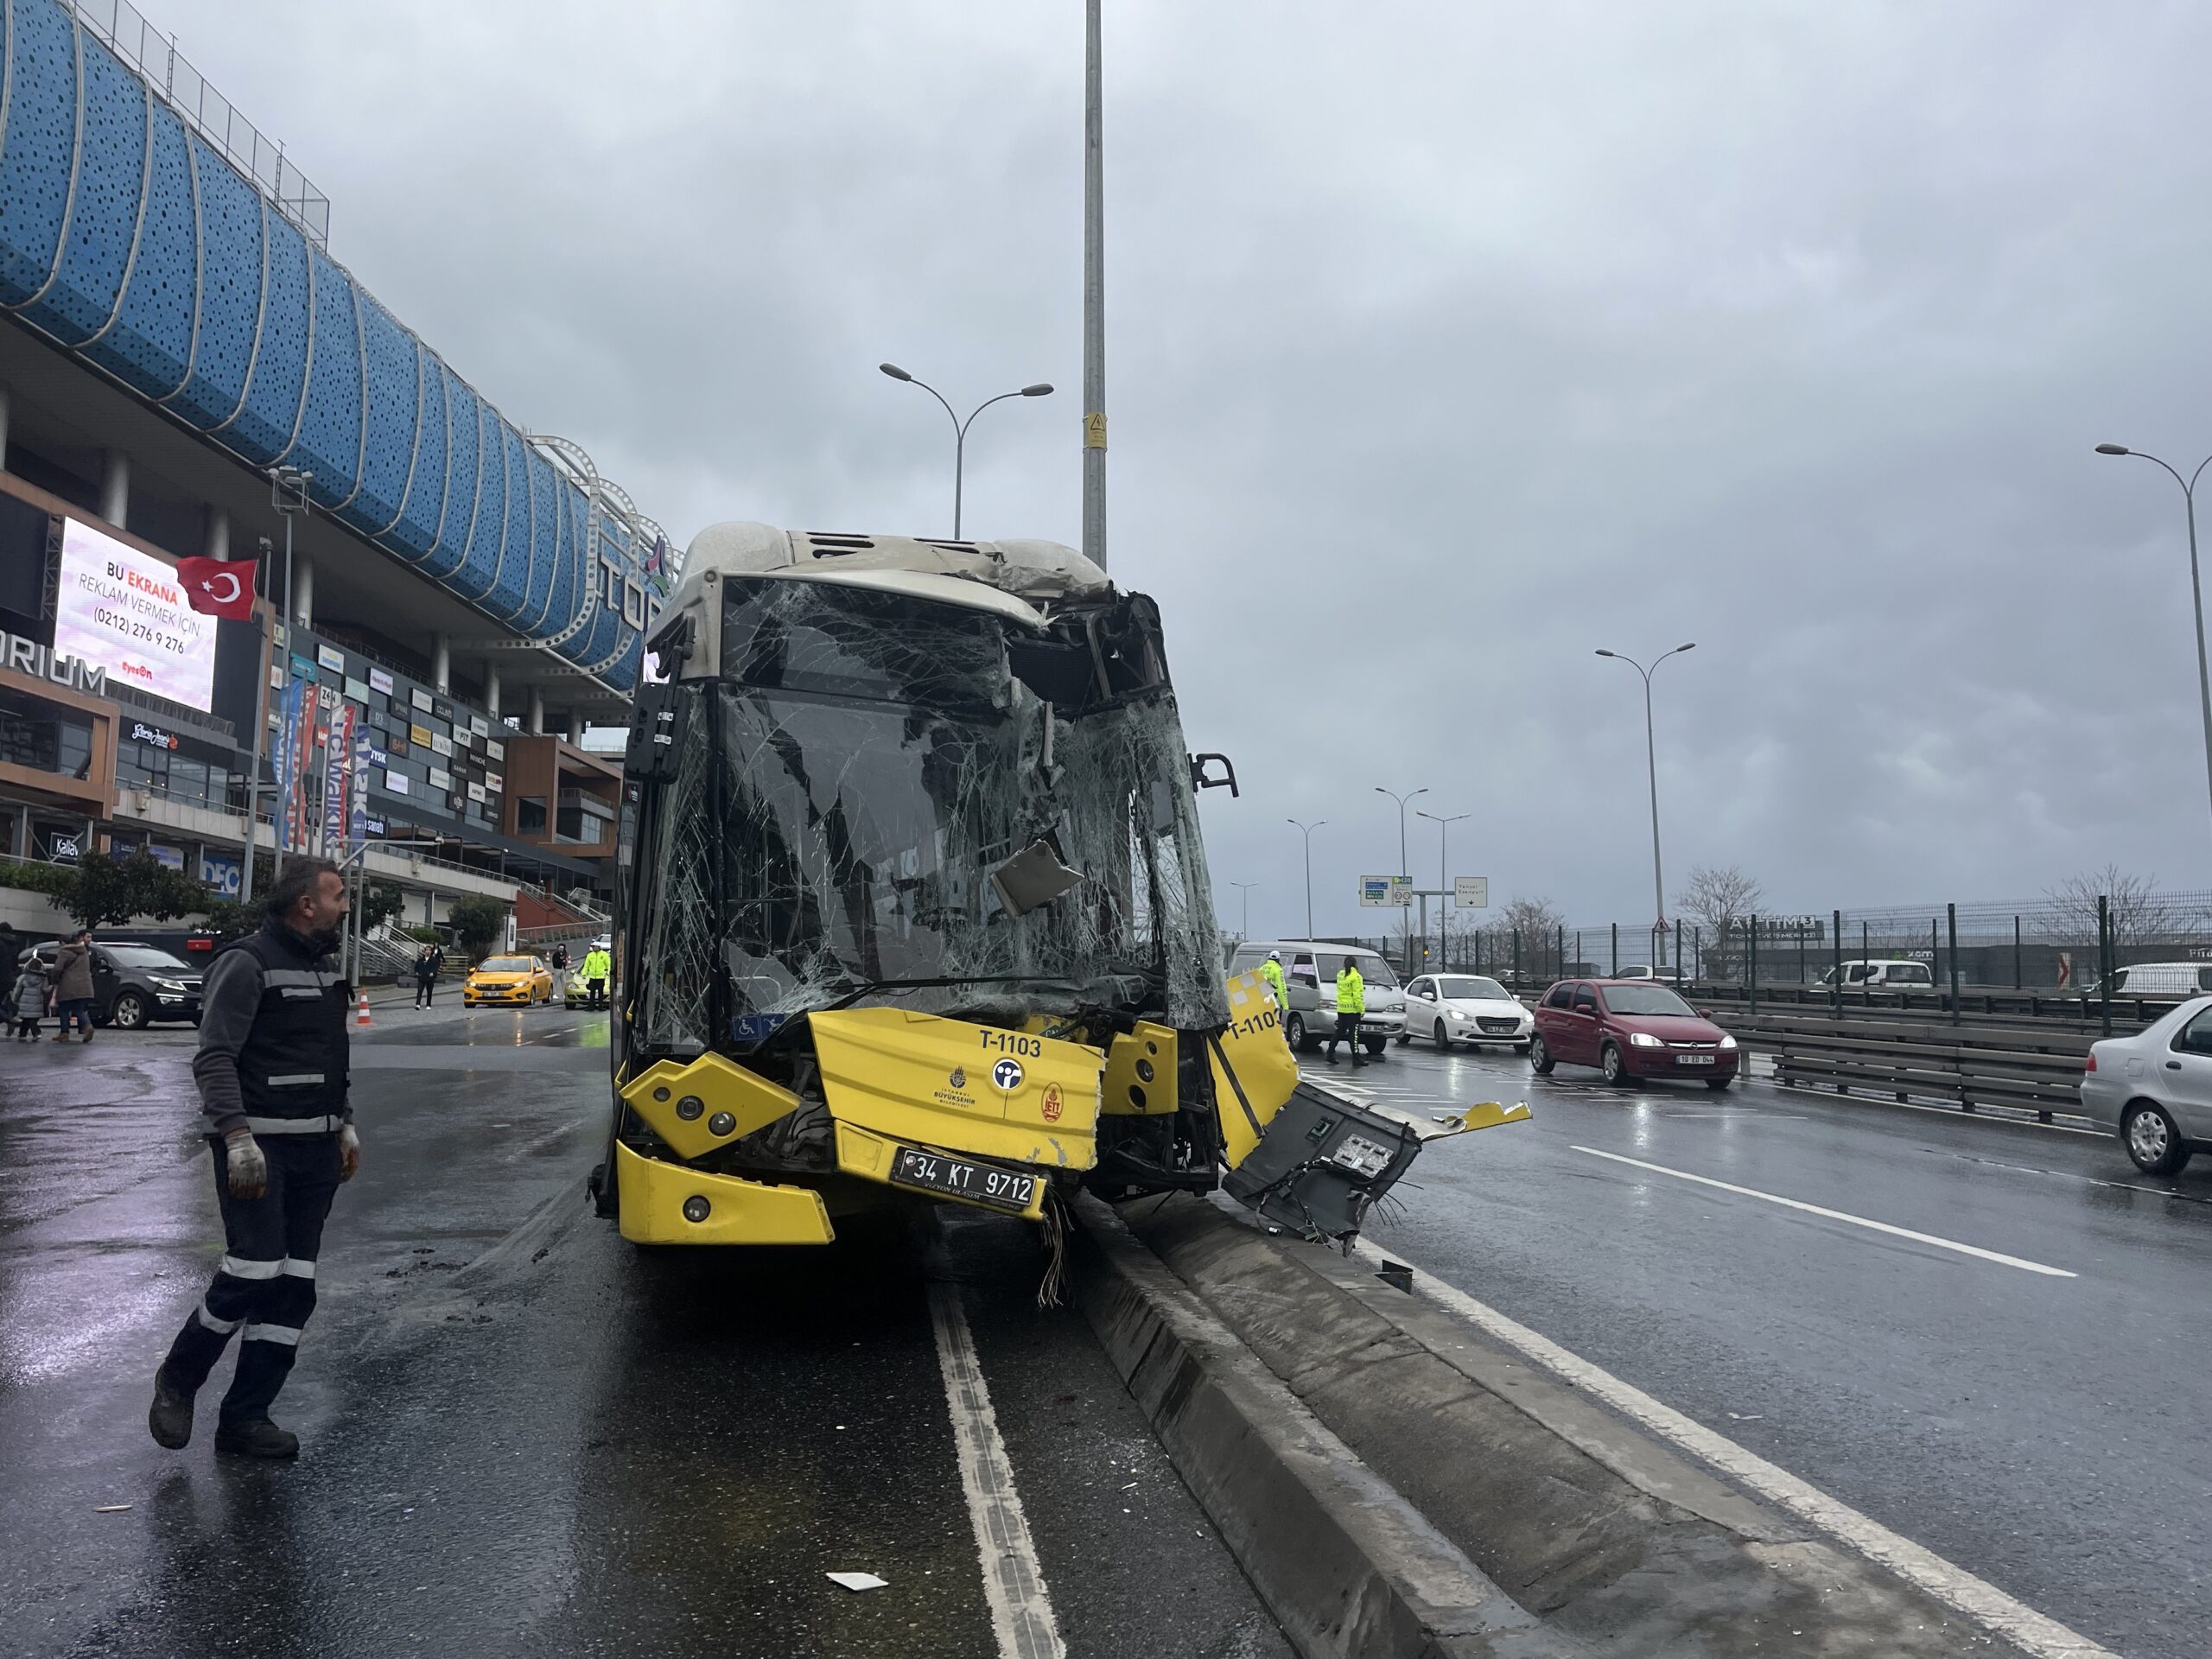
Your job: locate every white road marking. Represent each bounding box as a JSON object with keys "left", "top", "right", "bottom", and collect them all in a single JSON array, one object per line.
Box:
[
  {"left": 1346, "top": 1237, "right": 2118, "bottom": 1659},
  {"left": 927, "top": 1281, "right": 1065, "bottom": 1659},
  {"left": 1571, "top": 1145, "right": 2075, "bottom": 1278}
]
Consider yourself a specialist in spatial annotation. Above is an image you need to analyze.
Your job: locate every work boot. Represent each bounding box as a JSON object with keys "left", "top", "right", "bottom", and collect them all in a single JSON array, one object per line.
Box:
[
  {"left": 214, "top": 1418, "right": 299, "bottom": 1459},
  {"left": 148, "top": 1367, "right": 196, "bottom": 1449}
]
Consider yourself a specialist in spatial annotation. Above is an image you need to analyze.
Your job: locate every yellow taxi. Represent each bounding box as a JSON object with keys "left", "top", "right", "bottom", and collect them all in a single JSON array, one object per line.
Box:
[{"left": 462, "top": 953, "right": 555, "bottom": 1008}]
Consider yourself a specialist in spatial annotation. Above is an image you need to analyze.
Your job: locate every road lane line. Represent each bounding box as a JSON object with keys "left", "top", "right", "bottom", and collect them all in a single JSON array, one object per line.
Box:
[
  {"left": 1570, "top": 1145, "right": 2075, "bottom": 1277},
  {"left": 1346, "top": 1237, "right": 2118, "bottom": 1659},
  {"left": 927, "top": 1281, "right": 1066, "bottom": 1659}
]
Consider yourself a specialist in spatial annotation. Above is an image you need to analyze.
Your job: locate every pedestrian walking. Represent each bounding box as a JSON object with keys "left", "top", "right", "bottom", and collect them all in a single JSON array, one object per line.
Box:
[
  {"left": 12, "top": 949, "right": 49, "bottom": 1040},
  {"left": 411, "top": 944, "right": 438, "bottom": 1009},
  {"left": 0, "top": 921, "right": 21, "bottom": 1009},
  {"left": 550, "top": 942, "right": 569, "bottom": 975},
  {"left": 149, "top": 858, "right": 359, "bottom": 1460},
  {"left": 51, "top": 929, "right": 96, "bottom": 1042},
  {"left": 581, "top": 942, "right": 610, "bottom": 1010},
  {"left": 1325, "top": 955, "right": 1367, "bottom": 1067}
]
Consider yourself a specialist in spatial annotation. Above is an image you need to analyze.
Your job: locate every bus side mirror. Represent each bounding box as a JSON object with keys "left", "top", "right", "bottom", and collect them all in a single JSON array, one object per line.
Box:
[
  {"left": 1190, "top": 753, "right": 1238, "bottom": 797},
  {"left": 624, "top": 683, "right": 690, "bottom": 785}
]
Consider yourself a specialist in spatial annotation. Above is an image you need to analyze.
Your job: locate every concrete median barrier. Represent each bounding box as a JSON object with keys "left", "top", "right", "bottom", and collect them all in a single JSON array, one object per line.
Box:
[{"left": 1074, "top": 1189, "right": 2042, "bottom": 1658}]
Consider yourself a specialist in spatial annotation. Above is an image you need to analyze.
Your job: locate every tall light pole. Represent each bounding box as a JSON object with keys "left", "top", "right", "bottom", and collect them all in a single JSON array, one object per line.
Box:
[
  {"left": 2095, "top": 443, "right": 2212, "bottom": 852},
  {"left": 1287, "top": 818, "right": 1327, "bottom": 938},
  {"left": 1081, "top": 0, "right": 1107, "bottom": 571},
  {"left": 879, "top": 365, "right": 1052, "bottom": 540},
  {"left": 1418, "top": 807, "right": 1468, "bottom": 971},
  {"left": 1595, "top": 643, "right": 1695, "bottom": 965},
  {"left": 1375, "top": 785, "right": 1427, "bottom": 973},
  {"left": 1230, "top": 880, "right": 1257, "bottom": 941}
]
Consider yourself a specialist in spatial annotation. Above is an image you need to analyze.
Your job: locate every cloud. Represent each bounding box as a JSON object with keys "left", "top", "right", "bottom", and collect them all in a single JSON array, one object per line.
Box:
[{"left": 159, "top": 0, "right": 2212, "bottom": 933}]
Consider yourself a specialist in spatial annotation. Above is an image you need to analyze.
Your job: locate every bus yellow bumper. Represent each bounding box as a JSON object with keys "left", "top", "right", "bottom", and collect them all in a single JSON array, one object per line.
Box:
[{"left": 613, "top": 1140, "right": 835, "bottom": 1245}]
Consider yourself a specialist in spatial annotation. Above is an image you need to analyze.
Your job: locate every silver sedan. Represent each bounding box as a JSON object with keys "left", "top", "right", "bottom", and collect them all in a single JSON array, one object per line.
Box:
[{"left": 2082, "top": 995, "right": 2212, "bottom": 1175}]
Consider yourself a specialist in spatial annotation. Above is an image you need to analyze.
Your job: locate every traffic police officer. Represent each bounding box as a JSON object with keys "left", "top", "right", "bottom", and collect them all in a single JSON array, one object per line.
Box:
[
  {"left": 1257, "top": 950, "right": 1288, "bottom": 1039},
  {"left": 1328, "top": 956, "right": 1366, "bottom": 1066},
  {"left": 582, "top": 942, "right": 611, "bottom": 1010},
  {"left": 149, "top": 858, "right": 359, "bottom": 1459}
]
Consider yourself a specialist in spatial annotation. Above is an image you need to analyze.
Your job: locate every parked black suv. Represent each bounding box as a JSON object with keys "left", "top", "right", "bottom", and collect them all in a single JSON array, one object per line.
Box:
[{"left": 29, "top": 939, "right": 205, "bottom": 1029}]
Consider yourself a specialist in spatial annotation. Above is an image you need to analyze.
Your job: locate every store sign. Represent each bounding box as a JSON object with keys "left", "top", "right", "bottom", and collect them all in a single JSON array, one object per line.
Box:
[
  {"left": 316, "top": 644, "right": 346, "bottom": 672},
  {"left": 486, "top": 740, "right": 504, "bottom": 761},
  {"left": 343, "top": 677, "right": 370, "bottom": 704},
  {"left": 368, "top": 666, "right": 395, "bottom": 696},
  {"left": 1, "top": 627, "right": 111, "bottom": 696},
  {"left": 200, "top": 851, "right": 241, "bottom": 898},
  {"left": 384, "top": 770, "right": 410, "bottom": 797},
  {"left": 430, "top": 733, "right": 453, "bottom": 759},
  {"left": 127, "top": 720, "right": 179, "bottom": 752},
  {"left": 411, "top": 689, "right": 433, "bottom": 712},
  {"left": 409, "top": 723, "right": 434, "bottom": 747},
  {"left": 53, "top": 519, "right": 216, "bottom": 709},
  {"left": 469, "top": 715, "right": 489, "bottom": 737},
  {"left": 148, "top": 842, "right": 185, "bottom": 872},
  {"left": 467, "top": 781, "right": 486, "bottom": 804},
  {"left": 428, "top": 766, "right": 452, "bottom": 791}
]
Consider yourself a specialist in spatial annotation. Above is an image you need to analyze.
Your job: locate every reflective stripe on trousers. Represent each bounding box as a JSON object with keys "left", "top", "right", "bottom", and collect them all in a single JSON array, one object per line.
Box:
[{"left": 160, "top": 1135, "right": 342, "bottom": 1421}]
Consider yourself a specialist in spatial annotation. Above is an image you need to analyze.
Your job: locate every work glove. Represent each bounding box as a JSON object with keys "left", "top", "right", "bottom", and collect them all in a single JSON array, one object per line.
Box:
[
  {"left": 224, "top": 1129, "right": 269, "bottom": 1199},
  {"left": 338, "top": 1122, "right": 361, "bottom": 1183}
]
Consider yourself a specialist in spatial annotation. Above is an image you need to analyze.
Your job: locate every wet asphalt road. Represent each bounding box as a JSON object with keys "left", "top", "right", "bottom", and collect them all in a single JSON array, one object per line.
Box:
[
  {"left": 0, "top": 1008, "right": 1287, "bottom": 1659},
  {"left": 1332, "top": 1033, "right": 2210, "bottom": 1659}
]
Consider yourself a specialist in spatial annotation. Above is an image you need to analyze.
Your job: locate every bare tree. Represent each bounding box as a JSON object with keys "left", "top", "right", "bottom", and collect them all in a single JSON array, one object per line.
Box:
[
  {"left": 1472, "top": 895, "right": 1566, "bottom": 980},
  {"left": 1675, "top": 865, "right": 1764, "bottom": 976},
  {"left": 2044, "top": 865, "right": 2183, "bottom": 948}
]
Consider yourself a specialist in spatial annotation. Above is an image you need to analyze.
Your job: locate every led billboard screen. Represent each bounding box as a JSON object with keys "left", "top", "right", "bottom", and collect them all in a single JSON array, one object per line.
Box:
[{"left": 53, "top": 519, "right": 219, "bottom": 711}]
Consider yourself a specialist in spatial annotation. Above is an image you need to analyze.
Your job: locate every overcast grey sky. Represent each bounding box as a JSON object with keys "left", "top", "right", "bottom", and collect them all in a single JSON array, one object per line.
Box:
[{"left": 162, "top": 0, "right": 2212, "bottom": 936}]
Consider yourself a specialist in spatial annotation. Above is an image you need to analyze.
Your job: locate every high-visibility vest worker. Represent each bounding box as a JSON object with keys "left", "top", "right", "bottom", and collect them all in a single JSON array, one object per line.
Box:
[
  {"left": 1258, "top": 955, "right": 1286, "bottom": 1008},
  {"left": 1335, "top": 963, "right": 1365, "bottom": 1014},
  {"left": 582, "top": 948, "right": 611, "bottom": 982}
]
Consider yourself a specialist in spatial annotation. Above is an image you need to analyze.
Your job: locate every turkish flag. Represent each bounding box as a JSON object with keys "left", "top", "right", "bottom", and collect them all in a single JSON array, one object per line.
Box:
[{"left": 175, "top": 556, "right": 257, "bottom": 620}]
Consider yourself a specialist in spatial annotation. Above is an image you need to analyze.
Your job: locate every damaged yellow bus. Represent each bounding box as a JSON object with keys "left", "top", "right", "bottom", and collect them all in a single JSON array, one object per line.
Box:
[{"left": 588, "top": 522, "right": 1484, "bottom": 1249}]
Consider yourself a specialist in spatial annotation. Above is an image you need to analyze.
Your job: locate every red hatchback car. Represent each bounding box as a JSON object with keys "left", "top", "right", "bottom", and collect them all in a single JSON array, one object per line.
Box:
[{"left": 1529, "top": 979, "right": 1739, "bottom": 1089}]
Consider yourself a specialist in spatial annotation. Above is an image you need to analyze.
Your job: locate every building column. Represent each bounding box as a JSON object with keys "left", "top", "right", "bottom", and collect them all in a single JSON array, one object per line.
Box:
[
  {"left": 565, "top": 711, "right": 583, "bottom": 745},
  {"left": 432, "top": 632, "right": 451, "bottom": 695},
  {"left": 101, "top": 449, "right": 130, "bottom": 528},
  {"left": 526, "top": 687, "right": 544, "bottom": 735},
  {"left": 292, "top": 555, "right": 314, "bottom": 630},
  {"left": 483, "top": 661, "right": 500, "bottom": 719},
  {"left": 205, "top": 506, "right": 230, "bottom": 563}
]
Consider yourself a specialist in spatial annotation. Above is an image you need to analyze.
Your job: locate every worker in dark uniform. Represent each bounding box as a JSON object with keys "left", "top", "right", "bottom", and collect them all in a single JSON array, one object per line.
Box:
[{"left": 149, "top": 858, "right": 359, "bottom": 1459}]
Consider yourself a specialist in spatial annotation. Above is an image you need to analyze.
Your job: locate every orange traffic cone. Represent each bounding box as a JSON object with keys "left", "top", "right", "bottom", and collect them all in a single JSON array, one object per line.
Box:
[{"left": 356, "top": 993, "right": 372, "bottom": 1027}]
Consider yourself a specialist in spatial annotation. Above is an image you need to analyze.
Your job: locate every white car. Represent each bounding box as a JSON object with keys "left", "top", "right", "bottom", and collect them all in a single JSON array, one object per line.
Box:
[
  {"left": 2081, "top": 995, "right": 2212, "bottom": 1174},
  {"left": 1402, "top": 974, "right": 1533, "bottom": 1052},
  {"left": 1815, "top": 959, "right": 1936, "bottom": 991}
]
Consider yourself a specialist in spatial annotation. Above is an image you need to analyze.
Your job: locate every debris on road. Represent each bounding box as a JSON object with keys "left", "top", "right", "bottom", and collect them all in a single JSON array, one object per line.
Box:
[
  {"left": 93, "top": 1504, "right": 131, "bottom": 1513},
  {"left": 825, "top": 1572, "right": 887, "bottom": 1592}
]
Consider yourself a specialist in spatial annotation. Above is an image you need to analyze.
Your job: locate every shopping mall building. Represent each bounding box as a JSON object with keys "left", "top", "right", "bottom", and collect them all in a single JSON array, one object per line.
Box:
[{"left": 0, "top": 0, "right": 664, "bottom": 928}]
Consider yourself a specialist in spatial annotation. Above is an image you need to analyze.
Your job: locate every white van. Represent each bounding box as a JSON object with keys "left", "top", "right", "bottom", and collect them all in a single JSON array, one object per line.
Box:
[
  {"left": 1226, "top": 939, "right": 1407, "bottom": 1057},
  {"left": 2090, "top": 962, "right": 2212, "bottom": 998},
  {"left": 1814, "top": 959, "right": 1936, "bottom": 990}
]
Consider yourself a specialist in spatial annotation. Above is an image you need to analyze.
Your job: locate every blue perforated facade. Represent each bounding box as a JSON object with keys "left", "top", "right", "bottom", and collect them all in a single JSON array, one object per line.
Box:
[{"left": 0, "top": 0, "right": 652, "bottom": 691}]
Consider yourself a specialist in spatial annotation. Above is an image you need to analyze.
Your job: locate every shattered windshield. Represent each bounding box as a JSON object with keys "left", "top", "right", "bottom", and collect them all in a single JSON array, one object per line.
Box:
[{"left": 632, "top": 578, "right": 1228, "bottom": 1051}]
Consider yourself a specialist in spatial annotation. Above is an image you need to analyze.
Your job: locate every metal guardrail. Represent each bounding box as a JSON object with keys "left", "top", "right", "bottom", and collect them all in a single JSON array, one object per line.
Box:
[{"left": 1713, "top": 1010, "right": 2094, "bottom": 1126}]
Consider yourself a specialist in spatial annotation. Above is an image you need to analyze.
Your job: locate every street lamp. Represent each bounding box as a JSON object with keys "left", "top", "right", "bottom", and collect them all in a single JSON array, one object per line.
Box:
[
  {"left": 1287, "top": 818, "right": 1327, "bottom": 938},
  {"left": 1375, "top": 785, "right": 1427, "bottom": 973},
  {"left": 879, "top": 364, "right": 1052, "bottom": 540},
  {"left": 2094, "top": 443, "right": 2212, "bottom": 852},
  {"left": 1594, "top": 643, "right": 1696, "bottom": 965},
  {"left": 1417, "top": 808, "right": 1469, "bottom": 971},
  {"left": 1230, "top": 880, "right": 1258, "bottom": 941}
]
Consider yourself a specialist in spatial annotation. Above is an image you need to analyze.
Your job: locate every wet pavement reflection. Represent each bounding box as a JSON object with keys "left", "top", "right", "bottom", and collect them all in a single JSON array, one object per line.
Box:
[{"left": 0, "top": 1005, "right": 1285, "bottom": 1659}]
